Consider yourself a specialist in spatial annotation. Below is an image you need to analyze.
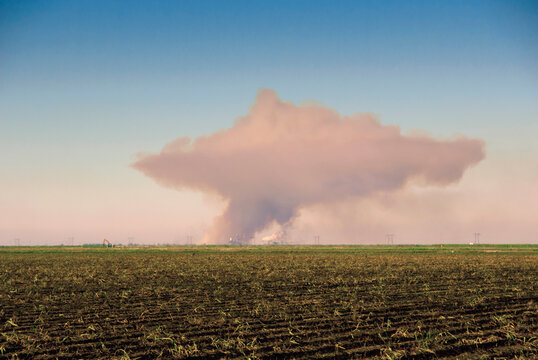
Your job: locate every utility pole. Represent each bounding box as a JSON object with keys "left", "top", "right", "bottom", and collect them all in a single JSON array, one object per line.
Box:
[
  {"left": 314, "top": 235, "right": 320, "bottom": 245},
  {"left": 14, "top": 238, "right": 20, "bottom": 247},
  {"left": 474, "top": 232, "right": 480, "bottom": 244},
  {"left": 385, "top": 234, "right": 394, "bottom": 245}
]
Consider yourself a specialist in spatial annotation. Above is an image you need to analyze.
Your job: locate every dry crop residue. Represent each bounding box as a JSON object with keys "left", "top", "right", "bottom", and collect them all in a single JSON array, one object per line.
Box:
[{"left": 0, "top": 250, "right": 536, "bottom": 359}]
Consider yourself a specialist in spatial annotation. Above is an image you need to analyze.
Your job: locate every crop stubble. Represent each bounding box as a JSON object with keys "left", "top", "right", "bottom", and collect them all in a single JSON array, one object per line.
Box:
[{"left": 0, "top": 249, "right": 536, "bottom": 359}]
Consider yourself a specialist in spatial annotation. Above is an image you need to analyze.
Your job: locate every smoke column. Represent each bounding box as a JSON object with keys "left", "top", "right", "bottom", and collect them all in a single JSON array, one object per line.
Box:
[{"left": 132, "top": 89, "right": 485, "bottom": 244}]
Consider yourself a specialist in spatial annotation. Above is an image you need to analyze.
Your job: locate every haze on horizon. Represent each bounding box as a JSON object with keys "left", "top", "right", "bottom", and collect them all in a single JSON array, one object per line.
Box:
[{"left": 1, "top": 1, "right": 537, "bottom": 245}]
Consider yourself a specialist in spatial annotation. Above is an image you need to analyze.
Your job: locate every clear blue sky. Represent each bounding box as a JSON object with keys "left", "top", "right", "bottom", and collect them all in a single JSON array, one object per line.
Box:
[
  {"left": 1, "top": 1, "right": 537, "bottom": 244},
  {"left": 2, "top": 0, "right": 536, "bottom": 141}
]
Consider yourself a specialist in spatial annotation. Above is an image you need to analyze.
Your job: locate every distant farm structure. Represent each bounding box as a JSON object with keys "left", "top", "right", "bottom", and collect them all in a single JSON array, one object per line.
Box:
[{"left": 229, "top": 234, "right": 248, "bottom": 246}]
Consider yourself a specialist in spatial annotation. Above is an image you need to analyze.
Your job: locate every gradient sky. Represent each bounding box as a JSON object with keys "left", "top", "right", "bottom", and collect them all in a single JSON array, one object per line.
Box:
[{"left": 1, "top": 0, "right": 537, "bottom": 245}]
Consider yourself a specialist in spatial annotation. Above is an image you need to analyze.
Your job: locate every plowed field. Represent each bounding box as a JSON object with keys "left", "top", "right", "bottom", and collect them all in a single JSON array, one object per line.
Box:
[{"left": 0, "top": 246, "right": 536, "bottom": 359}]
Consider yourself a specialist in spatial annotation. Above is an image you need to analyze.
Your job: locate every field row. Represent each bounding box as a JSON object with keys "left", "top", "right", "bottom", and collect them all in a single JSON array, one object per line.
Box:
[{"left": 1, "top": 251, "right": 536, "bottom": 359}]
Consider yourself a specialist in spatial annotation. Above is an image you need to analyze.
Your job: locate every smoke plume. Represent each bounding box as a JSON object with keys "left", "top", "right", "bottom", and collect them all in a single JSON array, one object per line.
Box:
[{"left": 132, "top": 89, "right": 485, "bottom": 244}]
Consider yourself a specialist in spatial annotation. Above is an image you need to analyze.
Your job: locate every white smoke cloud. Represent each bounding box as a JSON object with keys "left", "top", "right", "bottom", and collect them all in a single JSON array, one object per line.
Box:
[{"left": 132, "top": 89, "right": 485, "bottom": 244}]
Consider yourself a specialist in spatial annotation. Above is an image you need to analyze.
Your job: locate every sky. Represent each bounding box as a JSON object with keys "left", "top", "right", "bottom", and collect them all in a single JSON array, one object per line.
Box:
[{"left": 1, "top": 0, "right": 537, "bottom": 245}]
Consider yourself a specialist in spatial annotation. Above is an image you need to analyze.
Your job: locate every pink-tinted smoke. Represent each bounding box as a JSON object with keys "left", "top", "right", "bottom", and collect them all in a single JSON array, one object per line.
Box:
[{"left": 132, "top": 89, "right": 485, "bottom": 244}]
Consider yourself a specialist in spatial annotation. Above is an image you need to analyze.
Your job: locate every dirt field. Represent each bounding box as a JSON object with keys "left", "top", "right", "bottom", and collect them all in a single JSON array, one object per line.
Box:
[{"left": 0, "top": 246, "right": 536, "bottom": 359}]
